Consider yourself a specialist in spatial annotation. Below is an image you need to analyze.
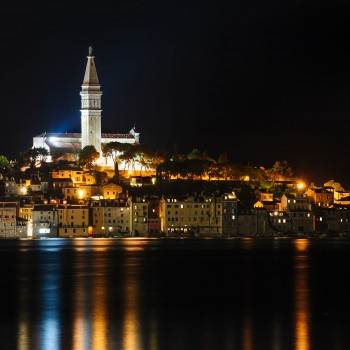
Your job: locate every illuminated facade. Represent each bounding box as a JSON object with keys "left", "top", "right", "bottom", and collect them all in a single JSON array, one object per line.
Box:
[
  {"left": 129, "top": 197, "right": 149, "bottom": 235},
  {"left": 91, "top": 201, "right": 130, "bottom": 235},
  {"left": 32, "top": 204, "right": 58, "bottom": 238},
  {"left": 57, "top": 205, "right": 89, "bottom": 237},
  {"left": 159, "top": 196, "right": 223, "bottom": 236},
  {"left": 0, "top": 202, "right": 19, "bottom": 237}
]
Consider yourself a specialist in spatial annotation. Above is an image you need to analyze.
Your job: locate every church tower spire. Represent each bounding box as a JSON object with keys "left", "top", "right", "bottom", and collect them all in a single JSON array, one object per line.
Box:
[{"left": 80, "top": 46, "right": 102, "bottom": 154}]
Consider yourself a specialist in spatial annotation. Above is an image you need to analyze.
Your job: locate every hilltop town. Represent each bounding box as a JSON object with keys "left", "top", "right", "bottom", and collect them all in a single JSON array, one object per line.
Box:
[
  {"left": 1, "top": 47, "right": 348, "bottom": 239},
  {"left": 0, "top": 153, "right": 348, "bottom": 239}
]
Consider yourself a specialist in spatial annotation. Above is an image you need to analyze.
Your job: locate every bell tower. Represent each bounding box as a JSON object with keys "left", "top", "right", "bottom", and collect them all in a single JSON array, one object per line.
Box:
[{"left": 80, "top": 46, "right": 102, "bottom": 154}]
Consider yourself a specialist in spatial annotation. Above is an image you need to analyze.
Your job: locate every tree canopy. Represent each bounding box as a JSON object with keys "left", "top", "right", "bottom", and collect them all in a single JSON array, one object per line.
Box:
[{"left": 79, "top": 145, "right": 100, "bottom": 170}]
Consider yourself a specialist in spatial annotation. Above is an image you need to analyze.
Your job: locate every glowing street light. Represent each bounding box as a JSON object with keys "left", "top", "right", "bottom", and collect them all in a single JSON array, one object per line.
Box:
[
  {"left": 78, "top": 189, "right": 84, "bottom": 199},
  {"left": 297, "top": 182, "right": 305, "bottom": 190}
]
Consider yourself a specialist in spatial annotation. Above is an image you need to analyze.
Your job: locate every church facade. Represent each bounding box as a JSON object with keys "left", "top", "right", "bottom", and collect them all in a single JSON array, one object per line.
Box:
[{"left": 33, "top": 47, "right": 140, "bottom": 162}]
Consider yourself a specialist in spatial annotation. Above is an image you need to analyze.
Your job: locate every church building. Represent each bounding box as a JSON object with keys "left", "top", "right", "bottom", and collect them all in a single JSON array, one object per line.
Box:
[{"left": 33, "top": 47, "right": 140, "bottom": 161}]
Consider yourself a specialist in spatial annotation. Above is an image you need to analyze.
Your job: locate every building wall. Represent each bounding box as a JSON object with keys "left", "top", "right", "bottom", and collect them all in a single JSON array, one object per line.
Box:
[
  {"left": 57, "top": 205, "right": 89, "bottom": 237},
  {"left": 160, "top": 196, "right": 222, "bottom": 237},
  {"left": 91, "top": 205, "right": 130, "bottom": 235},
  {"left": 129, "top": 198, "right": 149, "bottom": 236},
  {"left": 0, "top": 206, "right": 17, "bottom": 237},
  {"left": 222, "top": 197, "right": 239, "bottom": 236},
  {"left": 102, "top": 183, "right": 122, "bottom": 199},
  {"left": 32, "top": 205, "right": 58, "bottom": 238}
]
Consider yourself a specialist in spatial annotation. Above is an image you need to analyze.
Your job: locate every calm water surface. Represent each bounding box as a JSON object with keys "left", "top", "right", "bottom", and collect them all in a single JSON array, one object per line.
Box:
[{"left": 0, "top": 238, "right": 349, "bottom": 350}]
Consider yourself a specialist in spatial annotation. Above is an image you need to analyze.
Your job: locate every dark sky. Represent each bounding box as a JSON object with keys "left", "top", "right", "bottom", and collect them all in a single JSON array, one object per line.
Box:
[{"left": 2, "top": 0, "right": 350, "bottom": 186}]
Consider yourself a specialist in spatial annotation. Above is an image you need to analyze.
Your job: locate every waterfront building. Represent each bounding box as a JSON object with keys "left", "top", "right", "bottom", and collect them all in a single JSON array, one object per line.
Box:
[
  {"left": 237, "top": 208, "right": 271, "bottom": 236},
  {"left": 222, "top": 192, "right": 239, "bottom": 236},
  {"left": 315, "top": 206, "right": 350, "bottom": 234},
  {"left": 90, "top": 200, "right": 130, "bottom": 236},
  {"left": 16, "top": 217, "right": 28, "bottom": 238},
  {"left": 32, "top": 204, "right": 58, "bottom": 238},
  {"left": 129, "top": 197, "right": 149, "bottom": 236},
  {"left": 0, "top": 202, "right": 20, "bottom": 238},
  {"left": 147, "top": 197, "right": 161, "bottom": 236},
  {"left": 57, "top": 205, "right": 89, "bottom": 237},
  {"left": 159, "top": 195, "right": 222, "bottom": 237},
  {"left": 19, "top": 204, "right": 34, "bottom": 237},
  {"left": 268, "top": 211, "right": 292, "bottom": 233}
]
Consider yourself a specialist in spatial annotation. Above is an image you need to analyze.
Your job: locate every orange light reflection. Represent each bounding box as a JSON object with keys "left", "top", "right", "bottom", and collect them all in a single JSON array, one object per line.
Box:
[
  {"left": 92, "top": 263, "right": 107, "bottom": 350},
  {"left": 294, "top": 239, "right": 310, "bottom": 350},
  {"left": 123, "top": 264, "right": 140, "bottom": 350}
]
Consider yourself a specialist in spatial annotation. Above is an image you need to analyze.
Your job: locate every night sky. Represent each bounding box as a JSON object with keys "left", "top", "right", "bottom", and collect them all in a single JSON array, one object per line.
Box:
[{"left": 2, "top": 0, "right": 350, "bottom": 186}]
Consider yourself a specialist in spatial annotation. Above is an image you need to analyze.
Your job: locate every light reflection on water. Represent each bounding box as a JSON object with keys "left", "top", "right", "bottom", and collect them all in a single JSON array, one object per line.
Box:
[
  {"left": 294, "top": 239, "right": 310, "bottom": 350},
  {"left": 2, "top": 238, "right": 350, "bottom": 349},
  {"left": 122, "top": 257, "right": 141, "bottom": 350}
]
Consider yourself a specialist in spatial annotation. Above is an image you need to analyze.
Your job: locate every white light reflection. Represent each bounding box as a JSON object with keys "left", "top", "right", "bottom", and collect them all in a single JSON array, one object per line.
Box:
[
  {"left": 17, "top": 248, "right": 30, "bottom": 350},
  {"left": 42, "top": 318, "right": 59, "bottom": 350},
  {"left": 72, "top": 252, "right": 89, "bottom": 350},
  {"left": 72, "top": 240, "right": 90, "bottom": 350},
  {"left": 39, "top": 268, "right": 60, "bottom": 350}
]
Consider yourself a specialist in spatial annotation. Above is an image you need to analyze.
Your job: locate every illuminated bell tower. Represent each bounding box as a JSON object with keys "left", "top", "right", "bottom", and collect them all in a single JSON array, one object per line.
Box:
[{"left": 80, "top": 46, "right": 102, "bottom": 154}]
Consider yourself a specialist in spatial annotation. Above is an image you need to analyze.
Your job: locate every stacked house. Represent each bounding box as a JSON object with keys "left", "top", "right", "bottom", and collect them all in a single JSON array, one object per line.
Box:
[{"left": 2, "top": 164, "right": 350, "bottom": 238}]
